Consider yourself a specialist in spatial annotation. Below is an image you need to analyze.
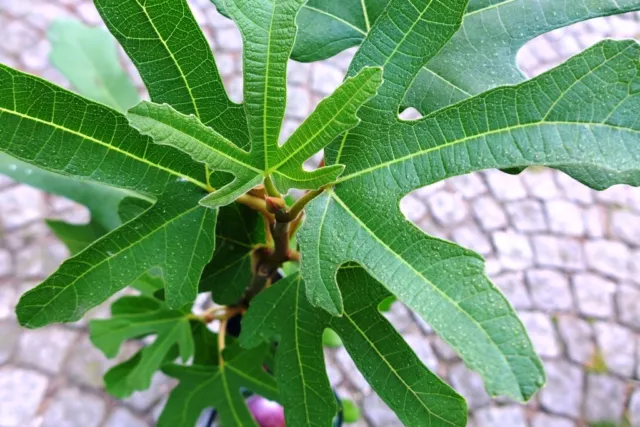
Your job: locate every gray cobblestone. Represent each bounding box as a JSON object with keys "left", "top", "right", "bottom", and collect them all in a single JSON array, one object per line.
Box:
[
  {"left": 585, "top": 240, "right": 630, "bottom": 280},
  {"left": 611, "top": 210, "right": 640, "bottom": 246},
  {"left": 617, "top": 284, "right": 640, "bottom": 329},
  {"left": 447, "top": 173, "right": 487, "bottom": 200},
  {"left": 556, "top": 172, "right": 594, "bottom": 204},
  {"left": 493, "top": 231, "right": 534, "bottom": 270},
  {"left": 630, "top": 389, "right": 640, "bottom": 427},
  {"left": 0, "top": 284, "right": 17, "bottom": 320},
  {"left": 427, "top": 191, "right": 468, "bottom": 226},
  {"left": 473, "top": 196, "right": 508, "bottom": 231},
  {"left": 42, "top": 388, "right": 106, "bottom": 427},
  {"left": 404, "top": 332, "right": 438, "bottom": 372},
  {"left": 0, "top": 321, "right": 20, "bottom": 364},
  {"left": 531, "top": 414, "right": 575, "bottom": 427},
  {"left": 594, "top": 322, "right": 636, "bottom": 378},
  {"left": 596, "top": 185, "right": 629, "bottom": 207},
  {"left": 573, "top": 273, "right": 616, "bottom": 319},
  {"left": 584, "top": 375, "right": 626, "bottom": 423},
  {"left": 526, "top": 269, "right": 573, "bottom": 311},
  {"left": 363, "top": 393, "right": 403, "bottom": 427},
  {"left": 399, "top": 195, "right": 427, "bottom": 223},
  {"left": 539, "top": 360, "right": 583, "bottom": 418},
  {"left": 556, "top": 316, "right": 595, "bottom": 365},
  {"left": 0, "top": 367, "right": 49, "bottom": 427},
  {"left": 532, "top": 235, "right": 585, "bottom": 270},
  {"left": 506, "top": 200, "right": 547, "bottom": 232},
  {"left": 0, "top": 185, "right": 45, "bottom": 230},
  {"left": 311, "top": 62, "right": 343, "bottom": 95},
  {"left": 485, "top": 170, "right": 527, "bottom": 201},
  {"left": 17, "top": 326, "right": 77, "bottom": 374},
  {"left": 104, "top": 408, "right": 148, "bottom": 427},
  {"left": 522, "top": 168, "right": 561, "bottom": 200},
  {"left": 448, "top": 363, "right": 490, "bottom": 410},
  {"left": 474, "top": 406, "right": 526, "bottom": 427},
  {"left": 584, "top": 206, "right": 606, "bottom": 238},
  {"left": 492, "top": 272, "right": 532, "bottom": 310},
  {"left": 546, "top": 200, "right": 585, "bottom": 236},
  {"left": 451, "top": 223, "right": 492, "bottom": 256},
  {"left": 519, "top": 312, "right": 561, "bottom": 357}
]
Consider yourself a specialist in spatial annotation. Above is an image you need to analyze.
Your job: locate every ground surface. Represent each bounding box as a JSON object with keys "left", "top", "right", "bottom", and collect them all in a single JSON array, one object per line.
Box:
[{"left": 1, "top": 1, "right": 640, "bottom": 426}]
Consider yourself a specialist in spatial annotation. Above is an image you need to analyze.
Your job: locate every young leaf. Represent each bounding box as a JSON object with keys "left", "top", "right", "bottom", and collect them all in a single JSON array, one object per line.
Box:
[
  {"left": 239, "top": 274, "right": 337, "bottom": 427},
  {"left": 48, "top": 19, "right": 140, "bottom": 112},
  {"left": 289, "top": 0, "right": 640, "bottom": 114},
  {"left": 200, "top": 203, "right": 266, "bottom": 305},
  {"left": 300, "top": 7, "right": 640, "bottom": 403},
  {"left": 159, "top": 344, "right": 279, "bottom": 427},
  {"left": 94, "top": 0, "right": 249, "bottom": 144},
  {"left": 90, "top": 295, "right": 194, "bottom": 395},
  {"left": 127, "top": 67, "right": 382, "bottom": 207},
  {"left": 240, "top": 268, "right": 467, "bottom": 427}
]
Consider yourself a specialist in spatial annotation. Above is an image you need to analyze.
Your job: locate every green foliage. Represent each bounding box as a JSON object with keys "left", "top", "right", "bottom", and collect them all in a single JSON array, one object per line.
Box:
[
  {"left": 341, "top": 399, "right": 361, "bottom": 424},
  {"left": 2, "top": 0, "right": 640, "bottom": 425}
]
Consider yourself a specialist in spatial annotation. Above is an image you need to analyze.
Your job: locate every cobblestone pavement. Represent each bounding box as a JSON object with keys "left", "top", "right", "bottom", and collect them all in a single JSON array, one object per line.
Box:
[{"left": 1, "top": 1, "right": 640, "bottom": 426}]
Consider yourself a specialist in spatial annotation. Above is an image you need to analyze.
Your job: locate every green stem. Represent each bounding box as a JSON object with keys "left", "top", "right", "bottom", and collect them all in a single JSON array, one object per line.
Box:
[
  {"left": 263, "top": 175, "right": 281, "bottom": 198},
  {"left": 287, "top": 188, "right": 323, "bottom": 221}
]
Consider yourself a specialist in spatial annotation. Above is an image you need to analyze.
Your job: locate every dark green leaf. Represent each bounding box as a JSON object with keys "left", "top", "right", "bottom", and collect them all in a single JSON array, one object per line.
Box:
[
  {"left": 159, "top": 343, "right": 279, "bottom": 427},
  {"left": 94, "top": 0, "right": 249, "bottom": 145},
  {"left": 240, "top": 269, "right": 466, "bottom": 426},
  {"left": 90, "top": 295, "right": 194, "bottom": 396},
  {"left": 200, "top": 203, "right": 265, "bottom": 305},
  {"left": 48, "top": 19, "right": 140, "bottom": 112}
]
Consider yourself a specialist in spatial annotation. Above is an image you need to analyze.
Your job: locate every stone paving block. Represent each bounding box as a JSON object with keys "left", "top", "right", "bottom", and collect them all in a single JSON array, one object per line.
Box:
[
  {"left": 404, "top": 332, "right": 438, "bottom": 372},
  {"left": 0, "top": 367, "right": 48, "bottom": 427},
  {"left": 485, "top": 170, "right": 527, "bottom": 201},
  {"left": 0, "top": 321, "right": 20, "bottom": 364},
  {"left": 630, "top": 388, "right": 640, "bottom": 427},
  {"left": 362, "top": 392, "right": 403, "bottom": 427},
  {"left": 334, "top": 347, "right": 370, "bottom": 395},
  {"left": 584, "top": 374, "right": 626, "bottom": 423},
  {"left": 0, "top": 185, "right": 45, "bottom": 231},
  {"left": 451, "top": 223, "right": 493, "bottom": 256},
  {"left": 531, "top": 413, "right": 575, "bottom": 427},
  {"left": 447, "top": 173, "right": 487, "bottom": 200},
  {"left": 42, "top": 388, "right": 106, "bottom": 427},
  {"left": 125, "top": 372, "right": 176, "bottom": 412},
  {"left": 519, "top": 311, "right": 561, "bottom": 358},
  {"left": 0, "top": 283, "right": 17, "bottom": 320},
  {"left": 474, "top": 406, "right": 526, "bottom": 427},
  {"left": 472, "top": 196, "right": 508, "bottom": 231},
  {"left": 546, "top": 200, "right": 585, "bottom": 236},
  {"left": 526, "top": 269, "right": 573, "bottom": 311},
  {"left": 493, "top": 231, "right": 534, "bottom": 270},
  {"left": 17, "top": 326, "right": 77, "bottom": 374},
  {"left": 399, "top": 195, "right": 427, "bottom": 223},
  {"left": 492, "top": 272, "right": 532, "bottom": 310},
  {"left": 430, "top": 335, "right": 457, "bottom": 361},
  {"left": 0, "top": 249, "right": 12, "bottom": 277},
  {"left": 594, "top": 322, "right": 636, "bottom": 378},
  {"left": 617, "top": 284, "right": 640, "bottom": 330},
  {"left": 428, "top": 191, "right": 468, "bottom": 226},
  {"left": 556, "top": 316, "right": 595, "bottom": 365},
  {"left": 611, "top": 210, "right": 640, "bottom": 246},
  {"left": 539, "top": 360, "right": 583, "bottom": 418},
  {"left": 596, "top": 185, "right": 629, "bottom": 207},
  {"left": 631, "top": 250, "right": 640, "bottom": 287},
  {"left": 104, "top": 408, "right": 149, "bottom": 427},
  {"left": 64, "top": 335, "right": 113, "bottom": 388},
  {"left": 556, "top": 172, "right": 594, "bottom": 204},
  {"left": 311, "top": 62, "right": 344, "bottom": 95},
  {"left": 573, "top": 273, "right": 616, "bottom": 319},
  {"left": 584, "top": 206, "right": 606, "bottom": 238},
  {"left": 506, "top": 200, "right": 548, "bottom": 233},
  {"left": 532, "top": 235, "right": 585, "bottom": 271},
  {"left": 448, "top": 363, "right": 490, "bottom": 410},
  {"left": 522, "top": 168, "right": 561, "bottom": 200}
]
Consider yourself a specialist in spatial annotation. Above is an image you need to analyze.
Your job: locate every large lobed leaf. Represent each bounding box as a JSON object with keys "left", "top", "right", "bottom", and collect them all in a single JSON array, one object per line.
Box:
[
  {"left": 240, "top": 268, "right": 467, "bottom": 427},
  {"left": 299, "top": 1, "right": 640, "bottom": 402},
  {"left": 290, "top": 0, "right": 640, "bottom": 114}
]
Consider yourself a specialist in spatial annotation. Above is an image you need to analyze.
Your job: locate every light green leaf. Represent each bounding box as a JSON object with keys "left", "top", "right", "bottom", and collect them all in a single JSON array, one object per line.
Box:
[
  {"left": 200, "top": 203, "right": 266, "bottom": 305},
  {"left": 45, "top": 219, "right": 106, "bottom": 255},
  {"left": 289, "top": 0, "right": 640, "bottom": 114},
  {"left": 159, "top": 344, "right": 279, "bottom": 427},
  {"left": 240, "top": 268, "right": 467, "bottom": 426},
  {"left": 94, "top": 0, "right": 249, "bottom": 145},
  {"left": 300, "top": 7, "right": 640, "bottom": 402},
  {"left": 127, "top": 67, "right": 382, "bottom": 206},
  {"left": 48, "top": 19, "right": 140, "bottom": 112},
  {"left": 90, "top": 295, "right": 194, "bottom": 395}
]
